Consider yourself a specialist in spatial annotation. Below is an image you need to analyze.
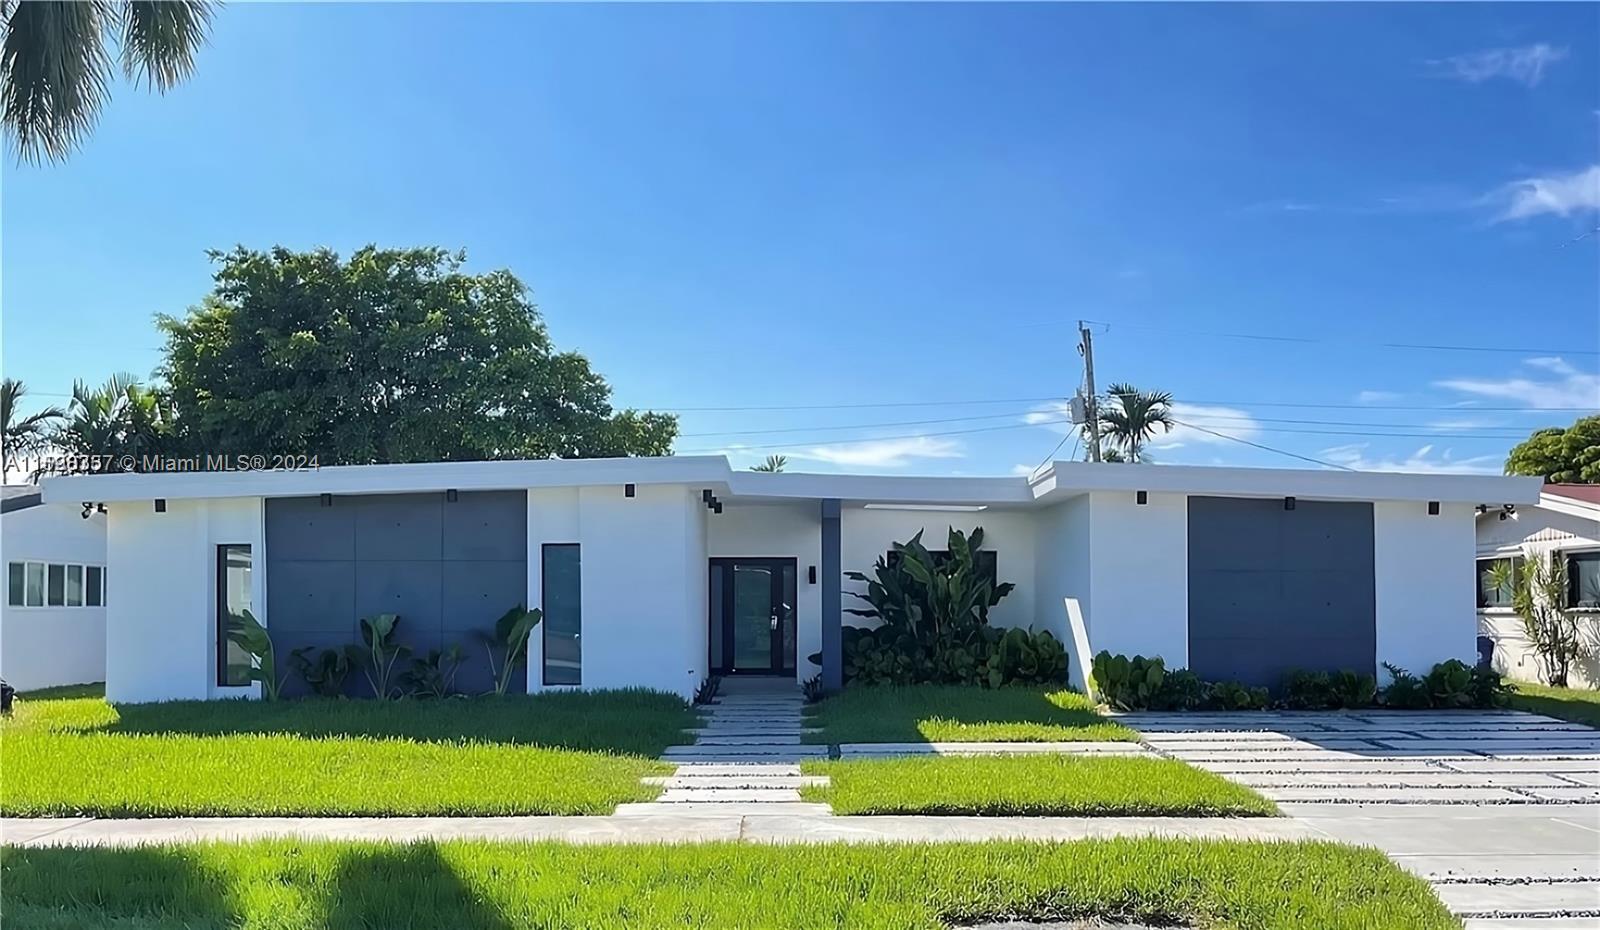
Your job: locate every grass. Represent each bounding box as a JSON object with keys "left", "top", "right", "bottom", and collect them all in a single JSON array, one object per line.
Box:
[
  {"left": 802, "top": 684, "right": 1137, "bottom": 743},
  {"left": 1509, "top": 681, "right": 1600, "bottom": 728},
  {"left": 1, "top": 685, "right": 696, "bottom": 817},
  {"left": 0, "top": 838, "right": 1458, "bottom": 929},
  {"left": 803, "top": 754, "right": 1279, "bottom": 817}
]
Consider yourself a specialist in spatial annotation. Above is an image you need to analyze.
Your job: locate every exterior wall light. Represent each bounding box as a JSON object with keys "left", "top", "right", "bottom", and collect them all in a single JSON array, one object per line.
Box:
[
  {"left": 1427, "top": 501, "right": 1439, "bottom": 516},
  {"left": 320, "top": 493, "right": 333, "bottom": 507},
  {"left": 625, "top": 483, "right": 636, "bottom": 498},
  {"left": 446, "top": 489, "right": 458, "bottom": 503},
  {"left": 1284, "top": 496, "right": 1296, "bottom": 511},
  {"left": 154, "top": 499, "right": 167, "bottom": 513},
  {"left": 1136, "top": 490, "right": 1148, "bottom": 505}
]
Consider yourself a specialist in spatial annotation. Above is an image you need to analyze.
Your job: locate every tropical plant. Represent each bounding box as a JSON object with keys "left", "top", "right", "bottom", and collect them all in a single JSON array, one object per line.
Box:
[
  {"left": 1097, "top": 383, "right": 1175, "bottom": 463},
  {"left": 693, "top": 675, "right": 722, "bottom": 705},
  {"left": 1154, "top": 668, "right": 1206, "bottom": 710},
  {"left": 1201, "top": 680, "right": 1270, "bottom": 710},
  {"left": 158, "top": 246, "right": 677, "bottom": 464},
  {"left": 1, "top": 378, "right": 63, "bottom": 460},
  {"left": 53, "top": 373, "right": 176, "bottom": 468},
  {"left": 1330, "top": 669, "right": 1378, "bottom": 709},
  {"left": 1379, "top": 662, "right": 1431, "bottom": 709},
  {"left": 478, "top": 605, "right": 542, "bottom": 697},
  {"left": 1490, "top": 556, "right": 1587, "bottom": 687},
  {"left": 287, "top": 646, "right": 349, "bottom": 698},
  {"left": 401, "top": 644, "right": 466, "bottom": 699},
  {"left": 344, "top": 613, "right": 410, "bottom": 700},
  {"left": 1092, "top": 651, "right": 1167, "bottom": 711},
  {"left": 1279, "top": 669, "right": 1335, "bottom": 709},
  {"left": 749, "top": 455, "right": 787, "bottom": 473},
  {"left": 845, "top": 527, "right": 1014, "bottom": 647},
  {"left": 223, "top": 609, "right": 285, "bottom": 700},
  {"left": 800, "top": 674, "right": 825, "bottom": 704},
  {"left": 1504, "top": 415, "right": 1600, "bottom": 484},
  {"left": 1422, "top": 658, "right": 1478, "bottom": 709},
  {"left": 2, "top": 1, "right": 215, "bottom": 163}
]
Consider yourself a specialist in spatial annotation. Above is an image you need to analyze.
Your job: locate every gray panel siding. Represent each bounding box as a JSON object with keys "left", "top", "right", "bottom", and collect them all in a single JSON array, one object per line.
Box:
[
  {"left": 267, "top": 491, "right": 527, "bottom": 697},
  {"left": 1187, "top": 496, "right": 1376, "bottom": 689}
]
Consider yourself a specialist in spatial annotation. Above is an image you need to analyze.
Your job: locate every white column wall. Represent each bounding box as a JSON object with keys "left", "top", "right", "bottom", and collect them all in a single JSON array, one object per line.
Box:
[
  {"left": 708, "top": 502, "right": 823, "bottom": 680},
  {"left": 1, "top": 504, "right": 108, "bottom": 691},
  {"left": 104, "top": 497, "right": 264, "bottom": 703},
  {"left": 1031, "top": 496, "right": 1091, "bottom": 685},
  {"left": 839, "top": 507, "right": 1037, "bottom": 632},
  {"left": 526, "top": 484, "right": 703, "bottom": 699},
  {"left": 1374, "top": 501, "right": 1477, "bottom": 679},
  {"left": 1083, "top": 490, "right": 1190, "bottom": 666}
]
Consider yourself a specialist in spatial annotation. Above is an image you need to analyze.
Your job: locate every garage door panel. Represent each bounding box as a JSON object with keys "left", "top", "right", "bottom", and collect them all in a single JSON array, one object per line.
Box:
[
  {"left": 1192, "top": 571, "right": 1281, "bottom": 621},
  {"left": 1188, "top": 499, "right": 1283, "bottom": 572}
]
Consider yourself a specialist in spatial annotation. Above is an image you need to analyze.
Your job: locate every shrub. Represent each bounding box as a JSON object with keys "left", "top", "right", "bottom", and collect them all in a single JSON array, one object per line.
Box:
[
  {"left": 478, "top": 606, "right": 542, "bottom": 698},
  {"left": 693, "top": 675, "right": 722, "bottom": 705},
  {"left": 223, "top": 609, "right": 286, "bottom": 700},
  {"left": 400, "top": 645, "right": 466, "bottom": 699},
  {"left": 1469, "top": 664, "right": 1514, "bottom": 708},
  {"left": 1489, "top": 556, "right": 1588, "bottom": 687},
  {"left": 1092, "top": 652, "right": 1167, "bottom": 711},
  {"left": 1154, "top": 669, "right": 1205, "bottom": 711},
  {"left": 288, "top": 647, "right": 349, "bottom": 698},
  {"left": 1379, "top": 663, "right": 1431, "bottom": 709},
  {"left": 1330, "top": 669, "right": 1378, "bottom": 709},
  {"left": 344, "top": 613, "right": 410, "bottom": 700},
  {"left": 1201, "top": 680, "right": 1270, "bottom": 711},
  {"left": 1280, "top": 670, "right": 1335, "bottom": 710},
  {"left": 838, "top": 624, "right": 1068, "bottom": 689}
]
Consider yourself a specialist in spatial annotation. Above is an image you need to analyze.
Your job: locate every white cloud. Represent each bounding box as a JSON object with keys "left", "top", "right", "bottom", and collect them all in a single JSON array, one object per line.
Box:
[
  {"left": 1319, "top": 443, "right": 1502, "bottom": 475},
  {"left": 1431, "top": 43, "right": 1567, "bottom": 87},
  {"left": 1356, "top": 390, "right": 1400, "bottom": 404},
  {"left": 1011, "top": 463, "right": 1038, "bottom": 477},
  {"left": 789, "top": 436, "right": 964, "bottom": 469},
  {"left": 1489, "top": 164, "right": 1600, "bottom": 222},
  {"left": 1023, "top": 403, "right": 1076, "bottom": 435},
  {"left": 1436, "top": 357, "right": 1600, "bottom": 410},
  {"left": 1151, "top": 403, "right": 1262, "bottom": 448}
]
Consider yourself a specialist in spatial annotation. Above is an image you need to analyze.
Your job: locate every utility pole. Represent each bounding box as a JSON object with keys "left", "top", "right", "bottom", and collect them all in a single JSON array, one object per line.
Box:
[{"left": 1079, "top": 321, "right": 1102, "bottom": 463}]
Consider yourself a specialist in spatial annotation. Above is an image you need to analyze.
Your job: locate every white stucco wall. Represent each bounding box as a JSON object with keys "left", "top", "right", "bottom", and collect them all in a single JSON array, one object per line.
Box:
[
  {"left": 708, "top": 502, "right": 823, "bottom": 681},
  {"left": 1, "top": 502, "right": 108, "bottom": 691},
  {"left": 1475, "top": 502, "right": 1600, "bottom": 688},
  {"left": 1083, "top": 490, "right": 1190, "bottom": 667},
  {"left": 1031, "top": 496, "right": 1092, "bottom": 684},
  {"left": 1373, "top": 501, "right": 1476, "bottom": 681},
  {"left": 838, "top": 506, "right": 1039, "bottom": 637},
  {"left": 526, "top": 484, "right": 705, "bottom": 700},
  {"left": 103, "top": 497, "right": 263, "bottom": 703}
]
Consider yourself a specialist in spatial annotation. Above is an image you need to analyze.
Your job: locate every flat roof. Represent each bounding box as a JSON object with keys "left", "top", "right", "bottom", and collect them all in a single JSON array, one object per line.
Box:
[{"left": 39, "top": 455, "right": 1543, "bottom": 508}]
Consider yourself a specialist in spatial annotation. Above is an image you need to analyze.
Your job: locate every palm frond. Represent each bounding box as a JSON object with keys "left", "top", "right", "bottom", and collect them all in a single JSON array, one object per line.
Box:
[
  {"left": 119, "top": 1, "right": 211, "bottom": 90},
  {"left": 1, "top": 0, "right": 114, "bottom": 162}
]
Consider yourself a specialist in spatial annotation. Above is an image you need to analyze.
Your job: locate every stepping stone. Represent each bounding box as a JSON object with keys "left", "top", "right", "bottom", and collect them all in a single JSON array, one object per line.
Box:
[
  {"left": 667, "top": 763, "right": 801, "bottom": 776},
  {"left": 658, "top": 788, "right": 804, "bottom": 803},
  {"left": 613, "top": 801, "right": 832, "bottom": 816}
]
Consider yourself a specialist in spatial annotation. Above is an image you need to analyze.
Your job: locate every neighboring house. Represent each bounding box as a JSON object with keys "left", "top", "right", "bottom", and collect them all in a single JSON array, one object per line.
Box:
[
  {"left": 1476, "top": 484, "right": 1600, "bottom": 689},
  {"left": 1, "top": 485, "right": 109, "bottom": 691},
  {"left": 40, "top": 457, "right": 1539, "bottom": 704}
]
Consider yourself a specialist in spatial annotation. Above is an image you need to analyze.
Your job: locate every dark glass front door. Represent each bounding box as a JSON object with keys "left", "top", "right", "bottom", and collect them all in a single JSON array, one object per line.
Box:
[{"left": 710, "top": 558, "right": 796, "bottom": 675}]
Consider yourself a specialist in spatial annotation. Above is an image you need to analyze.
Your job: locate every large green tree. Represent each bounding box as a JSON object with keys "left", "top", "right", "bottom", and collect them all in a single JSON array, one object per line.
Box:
[
  {"left": 1504, "top": 415, "right": 1600, "bottom": 484},
  {"left": 54, "top": 372, "right": 176, "bottom": 467},
  {"left": 2, "top": 1, "right": 213, "bottom": 162},
  {"left": 158, "top": 246, "right": 677, "bottom": 464},
  {"left": 1095, "top": 383, "right": 1174, "bottom": 463}
]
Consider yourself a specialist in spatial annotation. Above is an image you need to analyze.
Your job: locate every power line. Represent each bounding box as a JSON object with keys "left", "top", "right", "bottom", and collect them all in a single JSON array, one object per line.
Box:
[
  {"left": 678, "top": 416, "right": 1077, "bottom": 455},
  {"left": 1170, "top": 419, "right": 1357, "bottom": 471},
  {"left": 1077, "top": 319, "right": 1600, "bottom": 356}
]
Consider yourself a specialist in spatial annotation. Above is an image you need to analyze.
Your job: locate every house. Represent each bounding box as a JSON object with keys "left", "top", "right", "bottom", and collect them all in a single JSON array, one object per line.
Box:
[
  {"left": 39, "top": 456, "right": 1539, "bottom": 703},
  {"left": 2, "top": 485, "right": 109, "bottom": 692},
  {"left": 1476, "top": 484, "right": 1600, "bottom": 688}
]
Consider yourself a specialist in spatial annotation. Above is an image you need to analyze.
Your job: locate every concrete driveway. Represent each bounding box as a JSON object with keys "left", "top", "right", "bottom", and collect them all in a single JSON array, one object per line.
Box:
[{"left": 1124, "top": 709, "right": 1600, "bottom": 928}]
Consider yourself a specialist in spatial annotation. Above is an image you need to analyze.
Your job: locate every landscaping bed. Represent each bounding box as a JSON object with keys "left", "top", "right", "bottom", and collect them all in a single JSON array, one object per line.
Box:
[
  {"left": 802, "top": 685, "right": 1137, "bottom": 744},
  {"left": 0, "top": 686, "right": 696, "bottom": 817},
  {"left": 801, "top": 755, "right": 1278, "bottom": 817},
  {"left": 1507, "top": 681, "right": 1600, "bottom": 728},
  {"left": 0, "top": 838, "right": 1457, "bottom": 929}
]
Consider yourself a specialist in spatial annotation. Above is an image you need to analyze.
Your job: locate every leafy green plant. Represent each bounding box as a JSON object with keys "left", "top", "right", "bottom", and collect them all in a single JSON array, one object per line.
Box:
[
  {"left": 401, "top": 644, "right": 466, "bottom": 699},
  {"left": 1379, "top": 662, "right": 1430, "bottom": 709},
  {"left": 1091, "top": 652, "right": 1167, "bottom": 711},
  {"left": 1330, "top": 670, "right": 1378, "bottom": 709},
  {"left": 1279, "top": 669, "right": 1335, "bottom": 710},
  {"left": 800, "top": 674, "right": 825, "bottom": 704},
  {"left": 288, "top": 647, "right": 349, "bottom": 698},
  {"left": 1200, "top": 680, "right": 1270, "bottom": 711},
  {"left": 478, "top": 605, "right": 542, "bottom": 697},
  {"left": 845, "top": 528, "right": 1014, "bottom": 647},
  {"left": 693, "top": 675, "right": 722, "bottom": 705},
  {"left": 223, "top": 609, "right": 286, "bottom": 701},
  {"left": 344, "top": 613, "right": 410, "bottom": 700},
  {"left": 1423, "top": 659, "right": 1479, "bottom": 709},
  {"left": 1469, "top": 664, "right": 1514, "bottom": 709},
  {"left": 1154, "top": 669, "right": 1205, "bottom": 710},
  {"left": 1489, "top": 556, "right": 1587, "bottom": 687}
]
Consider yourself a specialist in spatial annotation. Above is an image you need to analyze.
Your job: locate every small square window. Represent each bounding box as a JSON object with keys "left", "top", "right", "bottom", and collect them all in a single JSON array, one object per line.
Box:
[
  {"left": 1476, "top": 557, "right": 1521, "bottom": 609},
  {"left": 1568, "top": 552, "right": 1600, "bottom": 610},
  {"left": 46, "top": 563, "right": 65, "bottom": 607},
  {"left": 66, "top": 565, "right": 84, "bottom": 607},
  {"left": 86, "top": 566, "right": 103, "bottom": 607},
  {"left": 6, "top": 562, "right": 22, "bottom": 607}
]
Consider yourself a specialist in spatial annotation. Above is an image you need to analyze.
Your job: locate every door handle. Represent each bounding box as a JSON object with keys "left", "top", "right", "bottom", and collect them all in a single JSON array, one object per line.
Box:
[{"left": 769, "top": 614, "right": 779, "bottom": 630}]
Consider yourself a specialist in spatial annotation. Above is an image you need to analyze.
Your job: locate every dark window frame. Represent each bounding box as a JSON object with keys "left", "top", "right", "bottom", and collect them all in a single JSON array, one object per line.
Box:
[
  {"left": 85, "top": 565, "right": 104, "bottom": 607},
  {"left": 541, "top": 542, "right": 582, "bottom": 687},
  {"left": 1475, "top": 556, "right": 1522, "bottom": 610},
  {"left": 216, "top": 544, "right": 253, "bottom": 687},
  {"left": 1567, "top": 550, "right": 1600, "bottom": 610},
  {"left": 6, "top": 561, "right": 23, "bottom": 607}
]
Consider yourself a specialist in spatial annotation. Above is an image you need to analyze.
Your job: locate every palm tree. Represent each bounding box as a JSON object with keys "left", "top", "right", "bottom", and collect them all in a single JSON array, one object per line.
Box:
[
  {"left": 2, "top": 1, "right": 214, "bottom": 163},
  {"left": 56, "top": 373, "right": 174, "bottom": 466},
  {"left": 1097, "top": 383, "right": 1174, "bottom": 463},
  {"left": 750, "top": 454, "right": 787, "bottom": 473},
  {"left": 1, "top": 377, "right": 63, "bottom": 460}
]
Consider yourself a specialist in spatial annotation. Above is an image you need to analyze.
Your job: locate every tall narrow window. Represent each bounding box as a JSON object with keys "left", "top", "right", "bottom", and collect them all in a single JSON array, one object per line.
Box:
[
  {"left": 1568, "top": 551, "right": 1600, "bottom": 610},
  {"left": 6, "top": 562, "right": 22, "bottom": 607},
  {"left": 542, "top": 543, "right": 582, "bottom": 685},
  {"left": 85, "top": 566, "right": 103, "bottom": 607},
  {"left": 46, "top": 564, "right": 65, "bottom": 606},
  {"left": 24, "top": 562, "right": 44, "bottom": 606},
  {"left": 66, "top": 565, "right": 84, "bottom": 607},
  {"left": 217, "top": 545, "right": 254, "bottom": 686}
]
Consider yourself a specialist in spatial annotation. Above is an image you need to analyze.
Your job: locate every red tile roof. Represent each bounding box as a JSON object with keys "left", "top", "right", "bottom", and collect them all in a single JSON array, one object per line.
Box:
[{"left": 1544, "top": 484, "right": 1600, "bottom": 505}]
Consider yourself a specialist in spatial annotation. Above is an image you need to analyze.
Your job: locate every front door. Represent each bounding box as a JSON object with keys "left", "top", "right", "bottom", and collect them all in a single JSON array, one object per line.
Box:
[{"left": 709, "top": 558, "right": 796, "bottom": 675}]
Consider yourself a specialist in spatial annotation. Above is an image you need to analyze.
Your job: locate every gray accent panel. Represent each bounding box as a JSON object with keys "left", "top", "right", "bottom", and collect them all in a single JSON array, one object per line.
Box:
[
  {"left": 1187, "top": 496, "right": 1376, "bottom": 689},
  {"left": 820, "top": 499, "right": 842, "bottom": 692},
  {"left": 267, "top": 491, "right": 527, "bottom": 697}
]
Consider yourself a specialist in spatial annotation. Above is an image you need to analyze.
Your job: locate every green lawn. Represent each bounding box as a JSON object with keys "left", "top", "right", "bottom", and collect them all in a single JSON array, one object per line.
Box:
[
  {"left": 802, "top": 685, "right": 1137, "bottom": 743},
  {"left": 1509, "top": 681, "right": 1600, "bottom": 728},
  {"left": 803, "top": 754, "right": 1279, "bottom": 817},
  {"left": 1, "top": 686, "right": 696, "bottom": 817},
  {"left": 0, "top": 838, "right": 1457, "bottom": 930}
]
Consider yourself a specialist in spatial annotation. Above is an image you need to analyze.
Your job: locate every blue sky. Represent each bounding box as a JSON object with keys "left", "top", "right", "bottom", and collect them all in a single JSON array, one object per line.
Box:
[{"left": 4, "top": 2, "right": 1597, "bottom": 476}]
